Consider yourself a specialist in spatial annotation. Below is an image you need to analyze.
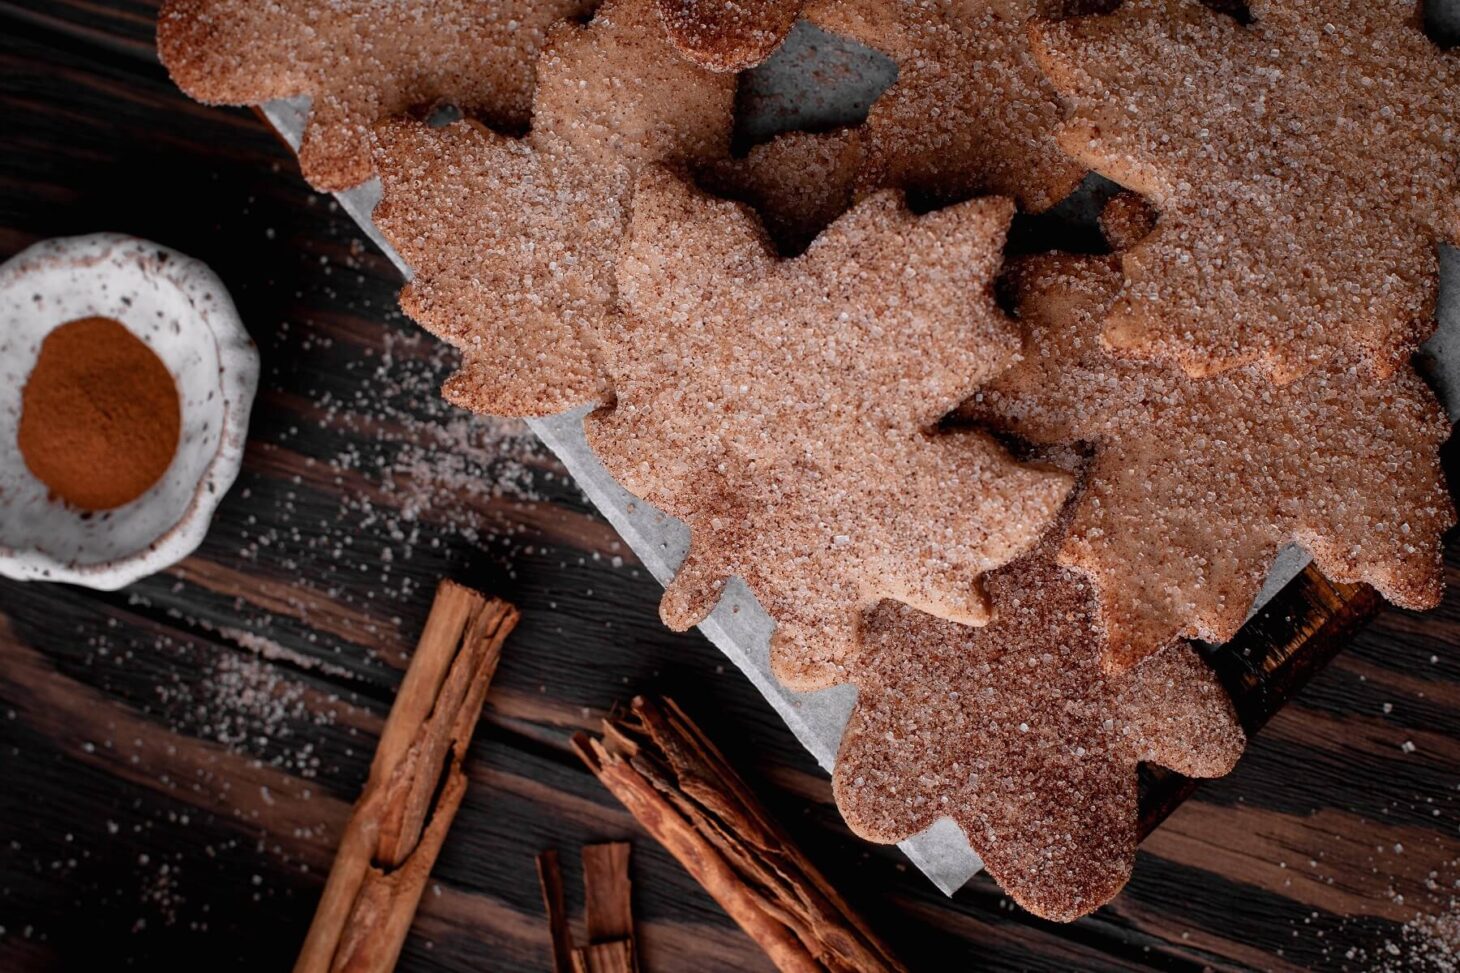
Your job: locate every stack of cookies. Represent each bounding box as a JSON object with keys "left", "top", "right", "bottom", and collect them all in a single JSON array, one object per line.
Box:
[{"left": 158, "top": 0, "right": 1459, "bottom": 921}]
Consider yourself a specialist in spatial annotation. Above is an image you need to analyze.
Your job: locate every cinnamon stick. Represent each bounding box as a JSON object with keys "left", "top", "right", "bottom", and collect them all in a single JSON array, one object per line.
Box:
[
  {"left": 295, "top": 580, "right": 519, "bottom": 973},
  {"left": 573, "top": 697, "right": 905, "bottom": 973}
]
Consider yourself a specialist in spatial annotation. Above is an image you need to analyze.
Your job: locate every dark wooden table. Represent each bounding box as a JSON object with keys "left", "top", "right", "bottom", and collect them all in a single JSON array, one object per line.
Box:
[{"left": 3, "top": 4, "right": 1460, "bottom": 971}]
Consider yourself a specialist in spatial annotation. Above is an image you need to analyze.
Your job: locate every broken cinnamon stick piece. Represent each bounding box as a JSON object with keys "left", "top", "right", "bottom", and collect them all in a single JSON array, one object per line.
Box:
[
  {"left": 573, "top": 697, "right": 906, "bottom": 973},
  {"left": 294, "top": 580, "right": 519, "bottom": 973},
  {"left": 576, "top": 842, "right": 637, "bottom": 973},
  {"left": 582, "top": 842, "right": 634, "bottom": 944},
  {"left": 537, "top": 850, "right": 575, "bottom": 973}
]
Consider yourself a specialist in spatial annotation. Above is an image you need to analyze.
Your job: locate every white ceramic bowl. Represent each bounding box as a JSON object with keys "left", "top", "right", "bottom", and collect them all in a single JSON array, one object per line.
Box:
[{"left": 0, "top": 234, "right": 258, "bottom": 590}]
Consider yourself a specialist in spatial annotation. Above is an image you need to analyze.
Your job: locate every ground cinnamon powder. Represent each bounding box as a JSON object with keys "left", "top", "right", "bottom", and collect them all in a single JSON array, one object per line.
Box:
[{"left": 18, "top": 316, "right": 181, "bottom": 511}]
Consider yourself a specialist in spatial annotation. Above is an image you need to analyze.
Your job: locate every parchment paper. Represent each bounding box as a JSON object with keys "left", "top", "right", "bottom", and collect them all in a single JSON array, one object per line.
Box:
[{"left": 261, "top": 8, "right": 1460, "bottom": 894}]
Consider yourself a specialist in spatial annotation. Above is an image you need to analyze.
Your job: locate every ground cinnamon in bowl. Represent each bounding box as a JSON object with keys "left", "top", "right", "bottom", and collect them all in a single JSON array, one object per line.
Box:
[{"left": 18, "top": 316, "right": 181, "bottom": 511}]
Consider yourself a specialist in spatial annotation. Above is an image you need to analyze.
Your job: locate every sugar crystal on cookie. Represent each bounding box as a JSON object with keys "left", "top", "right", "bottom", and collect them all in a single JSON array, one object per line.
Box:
[
  {"left": 655, "top": 0, "right": 804, "bottom": 70},
  {"left": 700, "top": 128, "right": 865, "bottom": 254}
]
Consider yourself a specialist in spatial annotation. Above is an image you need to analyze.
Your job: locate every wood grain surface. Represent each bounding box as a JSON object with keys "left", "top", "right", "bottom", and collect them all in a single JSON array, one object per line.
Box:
[{"left": 2, "top": 4, "right": 1460, "bottom": 971}]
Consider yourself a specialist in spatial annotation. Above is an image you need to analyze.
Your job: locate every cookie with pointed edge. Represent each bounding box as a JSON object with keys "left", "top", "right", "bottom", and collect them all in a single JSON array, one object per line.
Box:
[
  {"left": 655, "top": 0, "right": 803, "bottom": 70},
  {"left": 157, "top": 0, "right": 597, "bottom": 190},
  {"left": 1032, "top": 0, "right": 1460, "bottom": 382},
  {"left": 587, "top": 167, "right": 1073, "bottom": 690},
  {"left": 969, "top": 247, "right": 1454, "bottom": 671},
  {"left": 371, "top": 0, "right": 735, "bottom": 417},
  {"left": 801, "top": 0, "right": 1105, "bottom": 212},
  {"left": 837, "top": 542, "right": 1245, "bottom": 922},
  {"left": 1095, "top": 189, "right": 1159, "bottom": 253},
  {"left": 699, "top": 127, "right": 865, "bottom": 255}
]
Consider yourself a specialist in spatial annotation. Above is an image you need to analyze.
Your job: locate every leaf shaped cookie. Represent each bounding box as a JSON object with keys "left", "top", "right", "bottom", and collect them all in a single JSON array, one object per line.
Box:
[
  {"left": 972, "top": 250, "right": 1454, "bottom": 670},
  {"left": 371, "top": 0, "right": 735, "bottom": 417},
  {"left": 802, "top": 0, "right": 1101, "bottom": 211},
  {"left": 586, "top": 167, "right": 1073, "bottom": 691},
  {"left": 1032, "top": 0, "right": 1460, "bottom": 382},
  {"left": 837, "top": 550, "right": 1244, "bottom": 922},
  {"left": 157, "top": 0, "right": 595, "bottom": 190},
  {"left": 655, "top": 0, "right": 803, "bottom": 70}
]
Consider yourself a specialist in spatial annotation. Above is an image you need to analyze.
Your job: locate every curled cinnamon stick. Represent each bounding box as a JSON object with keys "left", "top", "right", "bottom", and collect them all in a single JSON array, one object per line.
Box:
[
  {"left": 295, "top": 580, "right": 519, "bottom": 973},
  {"left": 573, "top": 697, "right": 905, "bottom": 973}
]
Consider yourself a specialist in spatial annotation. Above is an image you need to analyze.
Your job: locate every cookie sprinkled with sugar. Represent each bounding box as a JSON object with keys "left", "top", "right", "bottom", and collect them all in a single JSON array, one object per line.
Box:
[
  {"left": 803, "top": 0, "right": 1102, "bottom": 212},
  {"left": 700, "top": 127, "right": 864, "bottom": 254},
  {"left": 371, "top": 0, "right": 735, "bottom": 417},
  {"left": 157, "top": 0, "right": 596, "bottom": 190},
  {"left": 655, "top": 0, "right": 803, "bottom": 70},
  {"left": 587, "top": 167, "right": 1072, "bottom": 691},
  {"left": 971, "top": 250, "right": 1455, "bottom": 670},
  {"left": 1033, "top": 0, "right": 1460, "bottom": 382},
  {"left": 837, "top": 545, "right": 1244, "bottom": 922}
]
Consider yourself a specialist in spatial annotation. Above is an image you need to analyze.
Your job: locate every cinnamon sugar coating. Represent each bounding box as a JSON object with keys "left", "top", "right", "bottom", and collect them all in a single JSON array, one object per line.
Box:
[
  {"left": 802, "top": 0, "right": 1102, "bottom": 212},
  {"left": 655, "top": 0, "right": 803, "bottom": 70},
  {"left": 587, "top": 168, "right": 1072, "bottom": 691},
  {"left": 157, "top": 0, "right": 595, "bottom": 190},
  {"left": 371, "top": 0, "right": 734, "bottom": 417},
  {"left": 700, "top": 128, "right": 864, "bottom": 254},
  {"left": 971, "top": 252, "right": 1455, "bottom": 670},
  {"left": 1096, "top": 189, "right": 1159, "bottom": 253},
  {"left": 837, "top": 552, "right": 1244, "bottom": 922},
  {"left": 1032, "top": 0, "right": 1460, "bottom": 382}
]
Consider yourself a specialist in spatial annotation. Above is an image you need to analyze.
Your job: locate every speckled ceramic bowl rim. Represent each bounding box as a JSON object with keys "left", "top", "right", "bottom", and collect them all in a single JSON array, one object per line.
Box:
[{"left": 0, "top": 233, "right": 258, "bottom": 590}]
